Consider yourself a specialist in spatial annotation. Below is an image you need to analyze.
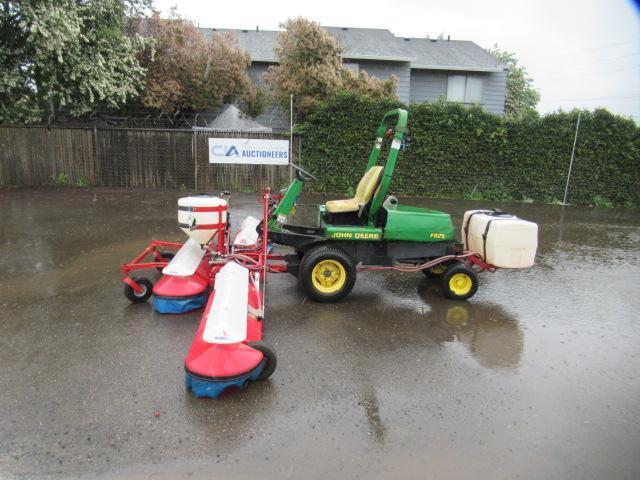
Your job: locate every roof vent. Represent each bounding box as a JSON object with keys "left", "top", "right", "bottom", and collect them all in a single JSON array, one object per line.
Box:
[
  {"left": 212, "top": 28, "right": 217, "bottom": 31},
  {"left": 242, "top": 29, "right": 249, "bottom": 33},
  {"left": 430, "top": 38, "right": 437, "bottom": 42},
  {"left": 404, "top": 38, "right": 411, "bottom": 41},
  {"left": 341, "top": 27, "right": 348, "bottom": 31}
]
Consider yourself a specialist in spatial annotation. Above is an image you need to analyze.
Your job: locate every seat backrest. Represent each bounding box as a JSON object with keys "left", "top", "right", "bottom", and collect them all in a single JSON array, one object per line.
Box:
[{"left": 353, "top": 166, "right": 383, "bottom": 205}]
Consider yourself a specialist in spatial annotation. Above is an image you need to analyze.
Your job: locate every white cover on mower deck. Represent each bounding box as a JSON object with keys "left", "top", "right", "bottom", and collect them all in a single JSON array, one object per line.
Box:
[
  {"left": 202, "top": 262, "right": 249, "bottom": 344},
  {"left": 462, "top": 210, "right": 538, "bottom": 268},
  {"left": 178, "top": 195, "right": 228, "bottom": 246},
  {"left": 234, "top": 216, "right": 260, "bottom": 248},
  {"left": 161, "top": 238, "right": 206, "bottom": 276}
]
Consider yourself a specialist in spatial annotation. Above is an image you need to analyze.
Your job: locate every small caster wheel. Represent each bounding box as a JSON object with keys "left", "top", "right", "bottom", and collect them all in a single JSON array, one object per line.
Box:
[
  {"left": 124, "top": 277, "right": 153, "bottom": 303},
  {"left": 440, "top": 264, "right": 478, "bottom": 300},
  {"left": 248, "top": 341, "right": 277, "bottom": 381}
]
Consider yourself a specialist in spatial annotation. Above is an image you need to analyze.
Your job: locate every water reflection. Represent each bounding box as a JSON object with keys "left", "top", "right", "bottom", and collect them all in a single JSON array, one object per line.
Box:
[
  {"left": 417, "top": 283, "right": 524, "bottom": 370},
  {"left": 432, "top": 303, "right": 522, "bottom": 369},
  {"left": 301, "top": 276, "right": 525, "bottom": 374}
]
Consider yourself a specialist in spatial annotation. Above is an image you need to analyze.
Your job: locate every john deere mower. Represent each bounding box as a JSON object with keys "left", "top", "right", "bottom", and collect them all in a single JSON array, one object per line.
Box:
[{"left": 266, "top": 108, "right": 538, "bottom": 302}]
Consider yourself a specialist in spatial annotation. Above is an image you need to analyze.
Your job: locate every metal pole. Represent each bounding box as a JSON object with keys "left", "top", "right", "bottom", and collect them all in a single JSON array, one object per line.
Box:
[
  {"left": 289, "top": 94, "right": 293, "bottom": 182},
  {"left": 563, "top": 111, "right": 581, "bottom": 205},
  {"left": 193, "top": 130, "right": 198, "bottom": 192}
]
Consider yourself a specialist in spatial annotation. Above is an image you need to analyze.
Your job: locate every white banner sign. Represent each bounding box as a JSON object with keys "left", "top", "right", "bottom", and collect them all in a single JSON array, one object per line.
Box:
[{"left": 208, "top": 138, "right": 289, "bottom": 165}]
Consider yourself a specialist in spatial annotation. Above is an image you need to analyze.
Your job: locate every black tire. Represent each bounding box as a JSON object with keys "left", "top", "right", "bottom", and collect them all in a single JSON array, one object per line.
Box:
[
  {"left": 298, "top": 245, "right": 356, "bottom": 302},
  {"left": 124, "top": 277, "right": 153, "bottom": 303},
  {"left": 440, "top": 264, "right": 478, "bottom": 300},
  {"left": 248, "top": 341, "right": 277, "bottom": 381},
  {"left": 156, "top": 252, "right": 174, "bottom": 272}
]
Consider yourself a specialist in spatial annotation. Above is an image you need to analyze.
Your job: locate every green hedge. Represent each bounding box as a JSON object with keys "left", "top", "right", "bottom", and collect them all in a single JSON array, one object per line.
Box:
[{"left": 298, "top": 92, "right": 640, "bottom": 206}]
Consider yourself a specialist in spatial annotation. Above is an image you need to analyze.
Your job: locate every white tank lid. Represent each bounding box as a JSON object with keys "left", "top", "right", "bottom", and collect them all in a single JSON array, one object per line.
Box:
[{"left": 178, "top": 195, "right": 227, "bottom": 207}]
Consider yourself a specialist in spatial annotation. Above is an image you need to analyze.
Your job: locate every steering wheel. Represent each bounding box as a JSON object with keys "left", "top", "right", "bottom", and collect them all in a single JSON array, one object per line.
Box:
[{"left": 290, "top": 163, "right": 318, "bottom": 181}]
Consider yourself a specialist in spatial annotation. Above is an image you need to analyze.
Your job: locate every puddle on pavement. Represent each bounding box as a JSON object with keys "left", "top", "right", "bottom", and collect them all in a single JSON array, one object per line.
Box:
[{"left": 1, "top": 187, "right": 639, "bottom": 480}]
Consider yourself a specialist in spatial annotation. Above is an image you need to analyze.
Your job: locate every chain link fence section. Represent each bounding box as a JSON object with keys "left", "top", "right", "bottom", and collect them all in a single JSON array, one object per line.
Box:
[
  {"left": 0, "top": 126, "right": 299, "bottom": 192},
  {"left": 194, "top": 130, "right": 296, "bottom": 193},
  {"left": 96, "top": 128, "right": 194, "bottom": 189}
]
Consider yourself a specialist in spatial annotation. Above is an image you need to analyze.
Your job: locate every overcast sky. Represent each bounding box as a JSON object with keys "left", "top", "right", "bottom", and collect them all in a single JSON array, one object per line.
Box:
[{"left": 155, "top": 0, "right": 640, "bottom": 120}]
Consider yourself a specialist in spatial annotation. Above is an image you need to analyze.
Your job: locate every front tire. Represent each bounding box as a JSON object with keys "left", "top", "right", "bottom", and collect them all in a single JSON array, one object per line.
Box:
[
  {"left": 299, "top": 245, "right": 356, "bottom": 302},
  {"left": 248, "top": 341, "right": 277, "bottom": 381},
  {"left": 124, "top": 277, "right": 153, "bottom": 303},
  {"left": 440, "top": 264, "right": 478, "bottom": 300}
]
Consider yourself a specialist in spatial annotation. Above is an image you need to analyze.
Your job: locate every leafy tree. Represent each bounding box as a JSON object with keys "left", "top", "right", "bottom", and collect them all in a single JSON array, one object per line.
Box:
[
  {"left": 265, "top": 17, "right": 397, "bottom": 117},
  {"left": 133, "top": 13, "right": 259, "bottom": 114},
  {"left": 0, "top": 0, "right": 151, "bottom": 123},
  {"left": 238, "top": 85, "right": 269, "bottom": 119},
  {"left": 488, "top": 46, "right": 540, "bottom": 119},
  {"left": 341, "top": 69, "right": 397, "bottom": 100}
]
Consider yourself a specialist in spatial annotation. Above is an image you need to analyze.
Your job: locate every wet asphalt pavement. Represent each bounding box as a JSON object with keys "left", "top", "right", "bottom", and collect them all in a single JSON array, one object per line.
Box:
[{"left": 0, "top": 187, "right": 639, "bottom": 480}]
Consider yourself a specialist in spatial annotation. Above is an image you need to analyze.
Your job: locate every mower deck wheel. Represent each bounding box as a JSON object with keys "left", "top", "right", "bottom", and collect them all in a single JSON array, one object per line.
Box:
[
  {"left": 156, "top": 251, "right": 175, "bottom": 272},
  {"left": 440, "top": 264, "right": 478, "bottom": 300},
  {"left": 248, "top": 341, "right": 277, "bottom": 381},
  {"left": 124, "top": 277, "right": 154, "bottom": 303},
  {"left": 299, "top": 245, "right": 356, "bottom": 302}
]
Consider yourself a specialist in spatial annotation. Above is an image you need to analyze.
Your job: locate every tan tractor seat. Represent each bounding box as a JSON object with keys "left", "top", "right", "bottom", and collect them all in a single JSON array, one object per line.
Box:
[{"left": 325, "top": 166, "right": 383, "bottom": 214}]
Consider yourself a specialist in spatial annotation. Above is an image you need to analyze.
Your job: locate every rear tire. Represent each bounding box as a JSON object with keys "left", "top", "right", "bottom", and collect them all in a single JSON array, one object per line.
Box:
[
  {"left": 299, "top": 245, "right": 356, "bottom": 302},
  {"left": 440, "top": 264, "right": 478, "bottom": 300},
  {"left": 124, "top": 277, "right": 153, "bottom": 303},
  {"left": 248, "top": 341, "right": 277, "bottom": 381}
]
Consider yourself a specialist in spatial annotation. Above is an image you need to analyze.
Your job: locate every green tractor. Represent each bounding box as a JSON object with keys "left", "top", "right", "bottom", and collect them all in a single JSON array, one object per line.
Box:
[{"left": 267, "top": 108, "right": 479, "bottom": 302}]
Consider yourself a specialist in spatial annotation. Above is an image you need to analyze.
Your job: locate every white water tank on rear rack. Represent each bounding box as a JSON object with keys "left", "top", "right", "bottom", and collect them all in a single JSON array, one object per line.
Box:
[
  {"left": 178, "top": 195, "right": 228, "bottom": 246},
  {"left": 462, "top": 210, "right": 538, "bottom": 268}
]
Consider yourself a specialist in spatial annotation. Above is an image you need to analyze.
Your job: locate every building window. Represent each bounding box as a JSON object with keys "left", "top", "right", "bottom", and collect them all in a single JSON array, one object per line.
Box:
[{"left": 447, "top": 75, "right": 483, "bottom": 103}]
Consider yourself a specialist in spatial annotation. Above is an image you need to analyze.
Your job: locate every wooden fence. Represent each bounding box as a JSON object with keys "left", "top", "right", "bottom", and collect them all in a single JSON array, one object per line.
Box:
[{"left": 0, "top": 126, "right": 297, "bottom": 191}]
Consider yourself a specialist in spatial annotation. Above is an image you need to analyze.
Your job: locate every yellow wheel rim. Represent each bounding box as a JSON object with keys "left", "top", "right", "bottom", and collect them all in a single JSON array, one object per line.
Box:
[
  {"left": 430, "top": 264, "right": 447, "bottom": 275},
  {"left": 311, "top": 260, "right": 347, "bottom": 294},
  {"left": 449, "top": 273, "right": 473, "bottom": 296}
]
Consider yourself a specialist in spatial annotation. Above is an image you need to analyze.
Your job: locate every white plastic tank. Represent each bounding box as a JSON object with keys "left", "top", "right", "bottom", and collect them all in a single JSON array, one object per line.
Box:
[
  {"left": 178, "top": 195, "right": 228, "bottom": 246},
  {"left": 462, "top": 210, "right": 538, "bottom": 268}
]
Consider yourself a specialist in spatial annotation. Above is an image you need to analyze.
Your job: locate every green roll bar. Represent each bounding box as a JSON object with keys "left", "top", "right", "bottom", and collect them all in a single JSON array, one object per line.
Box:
[
  {"left": 269, "top": 108, "right": 408, "bottom": 231},
  {"left": 366, "top": 108, "right": 408, "bottom": 225}
]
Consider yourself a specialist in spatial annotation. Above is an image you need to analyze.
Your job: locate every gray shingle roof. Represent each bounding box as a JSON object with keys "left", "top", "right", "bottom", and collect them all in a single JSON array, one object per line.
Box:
[
  {"left": 397, "top": 37, "right": 505, "bottom": 71},
  {"left": 203, "top": 28, "right": 280, "bottom": 62},
  {"left": 324, "top": 27, "right": 411, "bottom": 61},
  {"left": 199, "top": 26, "right": 505, "bottom": 72}
]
